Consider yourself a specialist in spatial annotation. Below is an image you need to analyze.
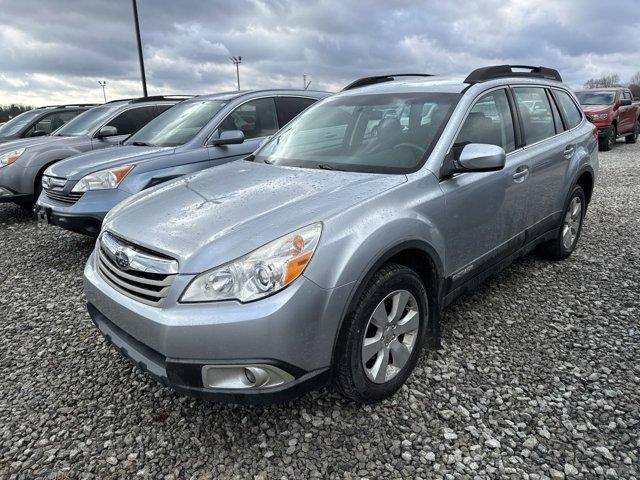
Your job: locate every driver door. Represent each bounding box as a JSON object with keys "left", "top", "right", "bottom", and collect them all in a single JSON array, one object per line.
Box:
[
  {"left": 439, "top": 88, "right": 531, "bottom": 279},
  {"left": 207, "top": 97, "right": 279, "bottom": 164}
]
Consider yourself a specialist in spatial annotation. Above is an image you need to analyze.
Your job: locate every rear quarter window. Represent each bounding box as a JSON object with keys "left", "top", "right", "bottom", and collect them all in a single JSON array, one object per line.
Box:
[{"left": 554, "top": 90, "right": 583, "bottom": 129}]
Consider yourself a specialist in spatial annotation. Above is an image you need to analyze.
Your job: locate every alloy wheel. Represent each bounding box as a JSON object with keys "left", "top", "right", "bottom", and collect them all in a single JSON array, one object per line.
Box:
[
  {"left": 562, "top": 196, "right": 582, "bottom": 251},
  {"left": 361, "top": 290, "right": 420, "bottom": 384}
]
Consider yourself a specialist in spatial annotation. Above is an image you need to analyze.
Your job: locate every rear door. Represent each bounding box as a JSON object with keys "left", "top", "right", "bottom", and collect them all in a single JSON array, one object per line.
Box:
[
  {"left": 440, "top": 87, "right": 531, "bottom": 278},
  {"left": 620, "top": 90, "right": 634, "bottom": 133},
  {"left": 512, "top": 86, "right": 568, "bottom": 237},
  {"left": 207, "top": 97, "right": 279, "bottom": 163}
]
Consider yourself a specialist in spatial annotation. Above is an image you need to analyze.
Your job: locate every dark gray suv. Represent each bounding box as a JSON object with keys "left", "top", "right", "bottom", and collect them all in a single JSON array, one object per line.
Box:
[
  {"left": 0, "top": 96, "right": 188, "bottom": 206},
  {"left": 0, "top": 104, "right": 96, "bottom": 144}
]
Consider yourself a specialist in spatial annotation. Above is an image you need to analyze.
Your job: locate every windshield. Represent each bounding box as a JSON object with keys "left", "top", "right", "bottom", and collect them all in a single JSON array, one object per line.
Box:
[
  {"left": 0, "top": 110, "right": 42, "bottom": 136},
  {"left": 54, "top": 105, "right": 119, "bottom": 136},
  {"left": 125, "top": 100, "right": 227, "bottom": 147},
  {"left": 575, "top": 91, "right": 616, "bottom": 106},
  {"left": 254, "top": 92, "right": 460, "bottom": 173}
]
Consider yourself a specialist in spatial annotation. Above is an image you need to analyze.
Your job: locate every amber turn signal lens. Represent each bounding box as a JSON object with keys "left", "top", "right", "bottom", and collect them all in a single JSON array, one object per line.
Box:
[{"left": 284, "top": 251, "right": 313, "bottom": 285}]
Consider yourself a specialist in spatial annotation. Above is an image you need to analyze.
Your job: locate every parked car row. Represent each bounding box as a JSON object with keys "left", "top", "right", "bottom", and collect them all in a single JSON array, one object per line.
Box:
[
  {"left": 0, "top": 65, "right": 598, "bottom": 404},
  {"left": 574, "top": 87, "right": 640, "bottom": 151},
  {"left": 0, "top": 104, "right": 97, "bottom": 144}
]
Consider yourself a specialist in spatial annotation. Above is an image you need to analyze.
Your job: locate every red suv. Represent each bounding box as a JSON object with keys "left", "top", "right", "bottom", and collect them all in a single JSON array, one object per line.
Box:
[{"left": 575, "top": 88, "right": 640, "bottom": 151}]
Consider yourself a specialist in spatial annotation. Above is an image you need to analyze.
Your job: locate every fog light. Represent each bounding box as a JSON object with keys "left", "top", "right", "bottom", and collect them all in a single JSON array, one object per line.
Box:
[
  {"left": 201, "top": 364, "right": 295, "bottom": 390},
  {"left": 244, "top": 367, "right": 256, "bottom": 385}
]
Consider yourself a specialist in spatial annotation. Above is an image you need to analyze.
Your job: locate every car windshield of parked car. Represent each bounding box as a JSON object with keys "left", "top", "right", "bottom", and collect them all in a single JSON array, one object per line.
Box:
[
  {"left": 254, "top": 92, "right": 460, "bottom": 173},
  {"left": 575, "top": 91, "right": 615, "bottom": 106},
  {"left": 0, "top": 110, "right": 42, "bottom": 136},
  {"left": 124, "top": 100, "right": 227, "bottom": 147},
  {"left": 54, "top": 105, "right": 120, "bottom": 137}
]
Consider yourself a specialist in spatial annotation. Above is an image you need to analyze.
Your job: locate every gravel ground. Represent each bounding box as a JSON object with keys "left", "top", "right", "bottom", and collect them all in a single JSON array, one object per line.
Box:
[{"left": 1, "top": 142, "right": 638, "bottom": 480}]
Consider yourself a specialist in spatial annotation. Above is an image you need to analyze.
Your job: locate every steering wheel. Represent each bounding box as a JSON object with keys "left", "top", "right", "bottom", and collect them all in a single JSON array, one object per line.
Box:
[{"left": 393, "top": 142, "right": 424, "bottom": 156}]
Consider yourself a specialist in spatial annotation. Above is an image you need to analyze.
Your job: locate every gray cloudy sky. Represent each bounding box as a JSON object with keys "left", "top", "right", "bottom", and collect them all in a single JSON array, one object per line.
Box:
[{"left": 1, "top": 0, "right": 640, "bottom": 106}]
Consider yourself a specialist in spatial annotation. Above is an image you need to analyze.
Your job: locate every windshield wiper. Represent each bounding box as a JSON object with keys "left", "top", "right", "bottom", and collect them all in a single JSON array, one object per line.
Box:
[
  {"left": 317, "top": 163, "right": 343, "bottom": 171},
  {"left": 132, "top": 141, "right": 152, "bottom": 147}
]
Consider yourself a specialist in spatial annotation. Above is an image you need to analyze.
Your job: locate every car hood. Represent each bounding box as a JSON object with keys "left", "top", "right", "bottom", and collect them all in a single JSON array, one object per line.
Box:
[
  {"left": 47, "top": 145, "right": 176, "bottom": 180},
  {"left": 0, "top": 135, "right": 18, "bottom": 144},
  {"left": 104, "top": 160, "right": 406, "bottom": 273},
  {"left": 581, "top": 105, "right": 613, "bottom": 114},
  {"left": 0, "top": 135, "right": 85, "bottom": 155}
]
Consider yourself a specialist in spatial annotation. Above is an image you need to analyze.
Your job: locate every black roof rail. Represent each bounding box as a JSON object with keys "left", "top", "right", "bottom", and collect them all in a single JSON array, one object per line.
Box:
[
  {"left": 105, "top": 98, "right": 136, "bottom": 104},
  {"left": 464, "top": 65, "right": 562, "bottom": 84},
  {"left": 342, "top": 74, "right": 435, "bottom": 91},
  {"left": 130, "top": 95, "right": 196, "bottom": 103},
  {"left": 37, "top": 103, "right": 99, "bottom": 109}
]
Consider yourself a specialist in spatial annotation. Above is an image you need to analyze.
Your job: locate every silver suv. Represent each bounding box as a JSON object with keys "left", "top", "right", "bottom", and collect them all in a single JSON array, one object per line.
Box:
[{"left": 84, "top": 65, "right": 598, "bottom": 404}]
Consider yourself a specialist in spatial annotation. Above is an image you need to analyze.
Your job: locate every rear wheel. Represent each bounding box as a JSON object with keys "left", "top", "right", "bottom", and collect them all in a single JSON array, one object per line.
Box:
[
  {"left": 625, "top": 122, "right": 639, "bottom": 143},
  {"left": 334, "top": 264, "right": 429, "bottom": 403},
  {"left": 599, "top": 125, "right": 615, "bottom": 151},
  {"left": 537, "top": 185, "right": 586, "bottom": 261}
]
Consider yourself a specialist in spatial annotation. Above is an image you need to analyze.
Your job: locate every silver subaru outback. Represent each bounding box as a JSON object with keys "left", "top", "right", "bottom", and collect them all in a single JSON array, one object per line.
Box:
[{"left": 84, "top": 65, "right": 598, "bottom": 404}]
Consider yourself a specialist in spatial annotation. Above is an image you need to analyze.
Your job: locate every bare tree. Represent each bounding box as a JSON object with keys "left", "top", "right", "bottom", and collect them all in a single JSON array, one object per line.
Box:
[
  {"left": 628, "top": 71, "right": 640, "bottom": 99},
  {"left": 0, "top": 104, "right": 33, "bottom": 123},
  {"left": 584, "top": 74, "right": 621, "bottom": 88}
]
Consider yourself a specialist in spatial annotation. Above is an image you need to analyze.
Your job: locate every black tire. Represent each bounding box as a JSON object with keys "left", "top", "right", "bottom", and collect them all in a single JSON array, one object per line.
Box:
[
  {"left": 598, "top": 125, "right": 615, "bottom": 151},
  {"left": 625, "top": 122, "right": 639, "bottom": 143},
  {"left": 537, "top": 185, "right": 586, "bottom": 261},
  {"left": 334, "top": 264, "right": 429, "bottom": 403}
]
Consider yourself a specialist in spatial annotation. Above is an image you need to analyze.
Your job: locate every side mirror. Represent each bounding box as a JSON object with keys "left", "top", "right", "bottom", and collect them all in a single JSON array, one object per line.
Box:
[
  {"left": 96, "top": 125, "right": 118, "bottom": 139},
  {"left": 619, "top": 98, "right": 632, "bottom": 106},
  {"left": 458, "top": 143, "right": 506, "bottom": 172},
  {"left": 210, "top": 130, "right": 245, "bottom": 146}
]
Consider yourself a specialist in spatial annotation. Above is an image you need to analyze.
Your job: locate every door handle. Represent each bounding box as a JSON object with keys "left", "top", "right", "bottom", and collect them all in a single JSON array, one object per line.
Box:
[
  {"left": 564, "top": 145, "right": 575, "bottom": 158},
  {"left": 512, "top": 166, "right": 530, "bottom": 183}
]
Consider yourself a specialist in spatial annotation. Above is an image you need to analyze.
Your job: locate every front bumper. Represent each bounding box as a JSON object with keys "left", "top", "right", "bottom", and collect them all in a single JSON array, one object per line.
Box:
[
  {"left": 0, "top": 186, "right": 31, "bottom": 204},
  {"left": 36, "top": 188, "right": 131, "bottom": 236},
  {"left": 83, "top": 249, "right": 352, "bottom": 403}
]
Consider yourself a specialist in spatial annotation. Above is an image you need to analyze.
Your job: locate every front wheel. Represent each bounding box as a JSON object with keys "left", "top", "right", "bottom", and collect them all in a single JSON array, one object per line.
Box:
[
  {"left": 334, "top": 264, "right": 429, "bottom": 403},
  {"left": 599, "top": 126, "right": 615, "bottom": 151},
  {"left": 625, "top": 122, "right": 639, "bottom": 143},
  {"left": 537, "top": 185, "right": 586, "bottom": 261}
]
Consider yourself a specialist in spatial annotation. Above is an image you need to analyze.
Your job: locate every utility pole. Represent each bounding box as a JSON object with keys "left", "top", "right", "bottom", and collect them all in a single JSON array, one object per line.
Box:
[
  {"left": 303, "top": 74, "right": 311, "bottom": 90},
  {"left": 98, "top": 81, "right": 107, "bottom": 103},
  {"left": 131, "top": 0, "right": 148, "bottom": 97},
  {"left": 230, "top": 56, "right": 242, "bottom": 91}
]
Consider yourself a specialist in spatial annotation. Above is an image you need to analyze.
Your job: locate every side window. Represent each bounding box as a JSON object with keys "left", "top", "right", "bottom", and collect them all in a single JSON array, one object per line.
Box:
[
  {"left": 453, "top": 89, "right": 515, "bottom": 157},
  {"left": 554, "top": 90, "right": 583, "bottom": 130},
  {"left": 218, "top": 98, "right": 278, "bottom": 140},
  {"left": 513, "top": 87, "right": 556, "bottom": 144},
  {"left": 25, "top": 111, "right": 78, "bottom": 137},
  {"left": 275, "top": 97, "right": 317, "bottom": 127},
  {"left": 547, "top": 91, "right": 565, "bottom": 134},
  {"left": 156, "top": 104, "right": 174, "bottom": 115},
  {"left": 106, "top": 106, "right": 158, "bottom": 136}
]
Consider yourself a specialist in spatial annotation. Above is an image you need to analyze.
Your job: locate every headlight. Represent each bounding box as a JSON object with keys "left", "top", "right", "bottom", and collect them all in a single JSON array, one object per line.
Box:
[
  {"left": 72, "top": 165, "right": 133, "bottom": 192},
  {"left": 181, "top": 223, "right": 322, "bottom": 303},
  {"left": 0, "top": 148, "right": 26, "bottom": 168},
  {"left": 591, "top": 113, "right": 608, "bottom": 120}
]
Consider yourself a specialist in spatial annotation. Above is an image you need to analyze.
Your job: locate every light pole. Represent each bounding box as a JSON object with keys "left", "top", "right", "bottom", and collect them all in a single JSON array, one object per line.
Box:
[
  {"left": 229, "top": 56, "right": 242, "bottom": 91},
  {"left": 131, "top": 0, "right": 148, "bottom": 97},
  {"left": 98, "top": 81, "right": 107, "bottom": 103}
]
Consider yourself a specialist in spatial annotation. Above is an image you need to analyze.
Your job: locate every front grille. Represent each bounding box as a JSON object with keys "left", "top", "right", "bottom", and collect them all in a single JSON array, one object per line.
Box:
[
  {"left": 42, "top": 175, "right": 84, "bottom": 204},
  {"left": 44, "top": 189, "right": 84, "bottom": 204},
  {"left": 97, "top": 233, "right": 178, "bottom": 307}
]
